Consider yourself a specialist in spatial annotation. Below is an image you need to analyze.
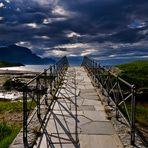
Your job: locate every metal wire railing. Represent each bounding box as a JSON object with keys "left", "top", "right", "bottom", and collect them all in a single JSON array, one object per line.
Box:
[
  {"left": 22, "top": 56, "right": 69, "bottom": 147},
  {"left": 82, "top": 56, "right": 136, "bottom": 145}
]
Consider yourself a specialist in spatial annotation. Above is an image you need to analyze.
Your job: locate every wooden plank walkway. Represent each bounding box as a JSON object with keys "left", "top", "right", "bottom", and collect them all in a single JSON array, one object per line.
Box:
[{"left": 34, "top": 67, "right": 123, "bottom": 148}]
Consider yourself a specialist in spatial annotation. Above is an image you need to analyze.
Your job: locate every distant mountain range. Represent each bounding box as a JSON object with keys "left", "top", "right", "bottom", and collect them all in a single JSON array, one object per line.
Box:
[{"left": 0, "top": 45, "right": 55, "bottom": 64}]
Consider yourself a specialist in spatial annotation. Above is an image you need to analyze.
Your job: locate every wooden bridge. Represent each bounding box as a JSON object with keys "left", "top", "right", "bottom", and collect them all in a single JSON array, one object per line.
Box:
[{"left": 10, "top": 56, "right": 147, "bottom": 148}]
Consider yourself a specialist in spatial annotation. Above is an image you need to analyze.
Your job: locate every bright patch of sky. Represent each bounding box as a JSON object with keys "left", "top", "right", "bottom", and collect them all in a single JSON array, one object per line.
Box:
[
  {"left": 66, "top": 32, "right": 81, "bottom": 38},
  {"left": 0, "top": 17, "right": 3, "bottom": 20},
  {"left": 25, "top": 23, "right": 39, "bottom": 28},
  {"left": 128, "top": 20, "right": 146, "bottom": 29},
  {"left": 55, "top": 43, "right": 90, "bottom": 49},
  {"left": 33, "top": 35, "right": 50, "bottom": 40},
  {"left": 0, "top": 2, "right": 4, "bottom": 8},
  {"left": 16, "top": 41, "right": 33, "bottom": 49},
  {"left": 52, "top": 6, "right": 68, "bottom": 16},
  {"left": 32, "top": 0, "right": 58, "bottom": 6},
  {"left": 43, "top": 17, "right": 67, "bottom": 24},
  {"left": 4, "top": 0, "right": 10, "bottom": 3}
]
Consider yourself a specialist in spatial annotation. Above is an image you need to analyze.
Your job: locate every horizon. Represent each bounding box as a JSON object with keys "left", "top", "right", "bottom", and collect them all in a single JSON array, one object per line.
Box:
[{"left": 0, "top": 44, "right": 148, "bottom": 66}]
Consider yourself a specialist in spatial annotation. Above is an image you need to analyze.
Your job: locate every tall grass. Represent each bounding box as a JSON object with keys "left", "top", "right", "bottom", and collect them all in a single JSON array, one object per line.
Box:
[
  {"left": 0, "top": 100, "right": 36, "bottom": 147},
  {"left": 116, "top": 60, "right": 148, "bottom": 127},
  {"left": 117, "top": 60, "right": 148, "bottom": 89},
  {"left": 136, "top": 103, "right": 148, "bottom": 126},
  {"left": 0, "top": 101, "right": 23, "bottom": 112},
  {"left": 0, "top": 100, "right": 36, "bottom": 112},
  {"left": 0, "top": 122, "right": 21, "bottom": 148}
]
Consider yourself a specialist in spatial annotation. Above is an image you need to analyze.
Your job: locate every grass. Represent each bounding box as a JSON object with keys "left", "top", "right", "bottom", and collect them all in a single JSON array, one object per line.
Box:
[
  {"left": 136, "top": 103, "right": 148, "bottom": 126},
  {"left": 0, "top": 122, "right": 21, "bottom": 148},
  {"left": 117, "top": 60, "right": 148, "bottom": 89},
  {"left": 116, "top": 60, "right": 148, "bottom": 129},
  {"left": 0, "top": 100, "right": 36, "bottom": 147},
  {"left": 0, "top": 61, "right": 24, "bottom": 68},
  {"left": 0, "top": 100, "right": 36, "bottom": 112},
  {"left": 0, "top": 101, "right": 23, "bottom": 112}
]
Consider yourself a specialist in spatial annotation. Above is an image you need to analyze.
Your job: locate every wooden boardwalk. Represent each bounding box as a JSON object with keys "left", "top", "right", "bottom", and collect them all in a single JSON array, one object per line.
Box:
[{"left": 34, "top": 67, "right": 123, "bottom": 148}]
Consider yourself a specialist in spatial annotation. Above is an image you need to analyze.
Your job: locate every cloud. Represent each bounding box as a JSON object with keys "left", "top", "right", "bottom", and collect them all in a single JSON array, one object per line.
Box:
[
  {"left": 52, "top": 6, "right": 68, "bottom": 16},
  {"left": 0, "top": 0, "right": 148, "bottom": 63},
  {"left": 66, "top": 31, "right": 81, "bottom": 38},
  {"left": 25, "top": 23, "right": 39, "bottom": 28},
  {"left": 0, "top": 17, "right": 3, "bottom": 20},
  {"left": 0, "top": 2, "right": 4, "bottom": 8},
  {"left": 33, "top": 35, "right": 50, "bottom": 39},
  {"left": 128, "top": 21, "right": 146, "bottom": 29},
  {"left": 32, "top": 0, "right": 58, "bottom": 6}
]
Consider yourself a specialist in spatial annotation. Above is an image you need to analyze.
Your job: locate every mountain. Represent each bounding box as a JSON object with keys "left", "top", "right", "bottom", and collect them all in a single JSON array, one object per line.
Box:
[{"left": 0, "top": 45, "right": 55, "bottom": 64}]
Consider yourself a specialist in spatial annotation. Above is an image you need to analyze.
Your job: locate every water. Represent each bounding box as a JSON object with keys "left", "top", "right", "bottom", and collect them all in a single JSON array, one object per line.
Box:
[
  {"left": 95, "top": 58, "right": 148, "bottom": 66},
  {"left": 0, "top": 64, "right": 51, "bottom": 72},
  {"left": 0, "top": 58, "right": 147, "bottom": 72},
  {"left": 0, "top": 92, "right": 22, "bottom": 100}
]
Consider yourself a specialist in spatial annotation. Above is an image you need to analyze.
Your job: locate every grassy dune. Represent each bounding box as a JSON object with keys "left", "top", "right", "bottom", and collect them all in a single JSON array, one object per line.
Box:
[
  {"left": 117, "top": 60, "right": 148, "bottom": 90},
  {"left": 116, "top": 60, "right": 148, "bottom": 127}
]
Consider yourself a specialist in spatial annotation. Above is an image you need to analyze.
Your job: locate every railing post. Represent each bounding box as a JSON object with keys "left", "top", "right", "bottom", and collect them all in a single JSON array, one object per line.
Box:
[
  {"left": 53, "top": 64, "right": 56, "bottom": 88},
  {"left": 94, "top": 62, "right": 98, "bottom": 83},
  {"left": 36, "top": 77, "right": 41, "bottom": 119},
  {"left": 23, "top": 87, "right": 28, "bottom": 148},
  {"left": 131, "top": 85, "right": 136, "bottom": 145},
  {"left": 44, "top": 69, "right": 48, "bottom": 105},
  {"left": 96, "top": 63, "right": 100, "bottom": 86},
  {"left": 115, "top": 76, "right": 119, "bottom": 119},
  {"left": 50, "top": 66, "right": 53, "bottom": 95},
  {"left": 92, "top": 60, "right": 95, "bottom": 80},
  {"left": 44, "top": 69, "right": 47, "bottom": 94}
]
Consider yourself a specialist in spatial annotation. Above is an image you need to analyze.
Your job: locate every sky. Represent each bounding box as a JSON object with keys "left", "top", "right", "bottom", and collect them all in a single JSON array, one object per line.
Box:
[{"left": 0, "top": 0, "right": 148, "bottom": 64}]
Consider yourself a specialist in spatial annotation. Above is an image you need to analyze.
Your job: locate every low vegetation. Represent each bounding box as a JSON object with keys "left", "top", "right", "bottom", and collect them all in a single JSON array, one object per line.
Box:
[
  {"left": 0, "top": 61, "right": 24, "bottom": 68},
  {"left": 0, "top": 100, "right": 36, "bottom": 147},
  {"left": 0, "top": 101, "right": 23, "bottom": 112},
  {"left": 116, "top": 60, "right": 148, "bottom": 135},
  {"left": 117, "top": 60, "right": 148, "bottom": 91},
  {"left": 3, "top": 79, "right": 25, "bottom": 91},
  {"left": 0, "top": 122, "right": 21, "bottom": 148},
  {"left": 136, "top": 103, "right": 148, "bottom": 126}
]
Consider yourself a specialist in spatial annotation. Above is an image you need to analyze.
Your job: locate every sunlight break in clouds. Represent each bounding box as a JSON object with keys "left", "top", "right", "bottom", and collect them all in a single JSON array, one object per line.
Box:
[
  {"left": 0, "top": 2, "right": 4, "bottom": 8},
  {"left": 51, "top": 43, "right": 98, "bottom": 57},
  {"left": 32, "top": 0, "right": 58, "bottom": 6},
  {"left": 52, "top": 6, "right": 67, "bottom": 15},
  {"left": 5, "top": 0, "right": 10, "bottom": 3},
  {"left": 128, "top": 20, "right": 146, "bottom": 29},
  {"left": 33, "top": 35, "right": 50, "bottom": 40},
  {"left": 55, "top": 43, "right": 90, "bottom": 49},
  {"left": 25, "top": 23, "right": 39, "bottom": 28},
  {"left": 16, "top": 41, "right": 33, "bottom": 49},
  {"left": 0, "top": 17, "right": 3, "bottom": 20},
  {"left": 66, "top": 32, "right": 81, "bottom": 38},
  {"left": 43, "top": 17, "right": 67, "bottom": 24}
]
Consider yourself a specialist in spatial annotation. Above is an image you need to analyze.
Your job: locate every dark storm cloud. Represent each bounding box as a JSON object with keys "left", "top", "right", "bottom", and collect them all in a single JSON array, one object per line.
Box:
[{"left": 0, "top": 0, "right": 148, "bottom": 59}]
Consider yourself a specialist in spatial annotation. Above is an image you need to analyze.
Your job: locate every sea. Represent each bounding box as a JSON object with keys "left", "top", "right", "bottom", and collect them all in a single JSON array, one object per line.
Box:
[
  {"left": 0, "top": 65, "right": 51, "bottom": 72},
  {"left": 0, "top": 58, "right": 147, "bottom": 72}
]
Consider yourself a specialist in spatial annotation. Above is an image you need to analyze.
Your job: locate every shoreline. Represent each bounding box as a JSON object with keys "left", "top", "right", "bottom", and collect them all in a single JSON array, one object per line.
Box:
[{"left": 0, "top": 69, "right": 39, "bottom": 75}]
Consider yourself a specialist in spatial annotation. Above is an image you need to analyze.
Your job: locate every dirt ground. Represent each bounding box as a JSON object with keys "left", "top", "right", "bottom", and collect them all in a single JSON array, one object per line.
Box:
[
  {"left": 137, "top": 125, "right": 148, "bottom": 143},
  {"left": 0, "top": 111, "right": 23, "bottom": 125}
]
